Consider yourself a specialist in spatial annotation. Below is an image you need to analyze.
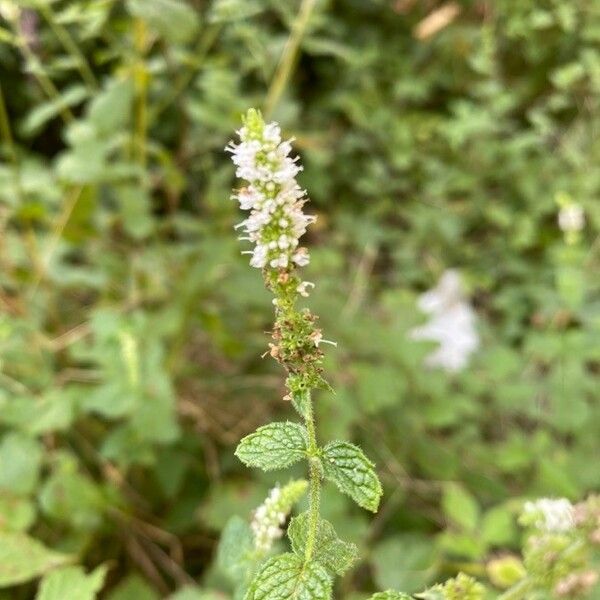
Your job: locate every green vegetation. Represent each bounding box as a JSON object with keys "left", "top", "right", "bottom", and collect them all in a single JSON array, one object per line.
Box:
[{"left": 0, "top": 0, "right": 598, "bottom": 598}]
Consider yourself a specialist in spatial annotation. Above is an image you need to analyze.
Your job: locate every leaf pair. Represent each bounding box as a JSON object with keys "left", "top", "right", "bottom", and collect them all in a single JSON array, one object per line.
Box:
[
  {"left": 245, "top": 512, "right": 357, "bottom": 600},
  {"left": 235, "top": 423, "right": 382, "bottom": 512}
]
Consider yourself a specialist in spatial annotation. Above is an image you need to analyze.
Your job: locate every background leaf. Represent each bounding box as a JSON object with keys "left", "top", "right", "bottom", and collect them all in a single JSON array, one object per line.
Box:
[
  {"left": 0, "top": 533, "right": 71, "bottom": 588},
  {"left": 36, "top": 565, "right": 108, "bottom": 600}
]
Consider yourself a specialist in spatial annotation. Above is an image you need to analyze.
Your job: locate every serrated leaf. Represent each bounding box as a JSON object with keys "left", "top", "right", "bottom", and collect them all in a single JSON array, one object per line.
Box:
[
  {"left": 321, "top": 442, "right": 382, "bottom": 512},
  {"left": 235, "top": 422, "right": 307, "bottom": 471},
  {"left": 369, "top": 592, "right": 413, "bottom": 600},
  {"left": 291, "top": 389, "right": 310, "bottom": 420},
  {"left": 217, "top": 516, "right": 254, "bottom": 579},
  {"left": 245, "top": 553, "right": 332, "bottom": 600},
  {"left": 0, "top": 532, "right": 71, "bottom": 587},
  {"left": 288, "top": 512, "right": 358, "bottom": 575},
  {"left": 36, "top": 564, "right": 108, "bottom": 600}
]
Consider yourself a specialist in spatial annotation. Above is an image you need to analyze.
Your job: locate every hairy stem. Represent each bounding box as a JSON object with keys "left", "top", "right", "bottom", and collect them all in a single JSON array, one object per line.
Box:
[{"left": 303, "top": 390, "right": 321, "bottom": 563}]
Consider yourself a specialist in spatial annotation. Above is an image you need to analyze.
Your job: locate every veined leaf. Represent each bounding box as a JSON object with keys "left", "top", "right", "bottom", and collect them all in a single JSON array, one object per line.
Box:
[
  {"left": 235, "top": 422, "right": 308, "bottom": 471},
  {"left": 322, "top": 441, "right": 382, "bottom": 512},
  {"left": 244, "top": 553, "right": 332, "bottom": 600},
  {"left": 288, "top": 511, "right": 358, "bottom": 575}
]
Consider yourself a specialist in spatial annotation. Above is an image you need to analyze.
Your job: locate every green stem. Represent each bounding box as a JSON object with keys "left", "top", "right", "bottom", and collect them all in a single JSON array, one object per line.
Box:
[
  {"left": 132, "top": 18, "right": 149, "bottom": 169},
  {"left": 14, "top": 21, "right": 74, "bottom": 123},
  {"left": 38, "top": 3, "right": 98, "bottom": 90},
  {"left": 264, "top": 0, "right": 319, "bottom": 118},
  {"left": 303, "top": 390, "right": 321, "bottom": 564}
]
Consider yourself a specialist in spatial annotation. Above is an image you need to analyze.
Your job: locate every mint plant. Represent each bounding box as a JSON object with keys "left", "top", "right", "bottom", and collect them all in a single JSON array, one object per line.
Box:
[
  {"left": 224, "top": 110, "right": 600, "bottom": 600},
  {"left": 226, "top": 109, "right": 382, "bottom": 598}
]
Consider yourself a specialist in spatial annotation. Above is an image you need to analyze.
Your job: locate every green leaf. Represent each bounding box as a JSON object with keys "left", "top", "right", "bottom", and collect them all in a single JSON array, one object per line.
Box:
[
  {"left": 208, "top": 0, "right": 265, "bottom": 22},
  {"left": 235, "top": 422, "right": 308, "bottom": 471},
  {"left": 481, "top": 505, "right": 517, "bottom": 546},
  {"left": 217, "top": 516, "right": 254, "bottom": 579},
  {"left": 245, "top": 553, "right": 332, "bottom": 600},
  {"left": 168, "top": 587, "right": 214, "bottom": 600},
  {"left": 441, "top": 483, "right": 480, "bottom": 531},
  {"left": 291, "top": 389, "right": 310, "bottom": 420},
  {"left": 126, "top": 0, "right": 200, "bottom": 44},
  {"left": 0, "top": 496, "right": 36, "bottom": 532},
  {"left": 87, "top": 79, "right": 133, "bottom": 134},
  {"left": 368, "top": 592, "right": 412, "bottom": 600},
  {"left": 106, "top": 575, "right": 160, "bottom": 600},
  {"left": 21, "top": 85, "right": 89, "bottom": 135},
  {"left": 39, "top": 464, "right": 105, "bottom": 531},
  {"left": 0, "top": 392, "right": 75, "bottom": 436},
  {"left": 0, "top": 532, "right": 71, "bottom": 587},
  {"left": 321, "top": 441, "right": 382, "bottom": 512},
  {"left": 372, "top": 534, "right": 435, "bottom": 593},
  {"left": 0, "top": 432, "right": 43, "bottom": 495},
  {"left": 36, "top": 565, "right": 108, "bottom": 600},
  {"left": 288, "top": 512, "right": 358, "bottom": 576}
]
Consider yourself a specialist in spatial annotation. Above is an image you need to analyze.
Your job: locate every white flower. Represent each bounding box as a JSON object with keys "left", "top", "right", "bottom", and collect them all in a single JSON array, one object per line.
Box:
[
  {"left": 297, "top": 281, "right": 315, "bottom": 297},
  {"left": 558, "top": 203, "right": 585, "bottom": 233},
  {"left": 226, "top": 111, "right": 316, "bottom": 274},
  {"left": 410, "top": 270, "right": 479, "bottom": 372},
  {"left": 250, "top": 486, "right": 287, "bottom": 553},
  {"left": 522, "top": 498, "right": 575, "bottom": 533}
]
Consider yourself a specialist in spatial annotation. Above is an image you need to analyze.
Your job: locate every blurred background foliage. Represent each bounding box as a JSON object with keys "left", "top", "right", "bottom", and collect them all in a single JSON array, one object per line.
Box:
[{"left": 0, "top": 0, "right": 598, "bottom": 597}]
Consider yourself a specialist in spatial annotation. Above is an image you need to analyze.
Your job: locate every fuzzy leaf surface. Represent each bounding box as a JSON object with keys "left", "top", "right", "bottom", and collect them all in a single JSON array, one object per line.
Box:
[
  {"left": 288, "top": 511, "right": 358, "bottom": 575},
  {"left": 235, "top": 422, "right": 307, "bottom": 471},
  {"left": 369, "top": 593, "right": 413, "bottom": 600},
  {"left": 244, "top": 553, "right": 331, "bottom": 600},
  {"left": 321, "top": 441, "right": 382, "bottom": 512}
]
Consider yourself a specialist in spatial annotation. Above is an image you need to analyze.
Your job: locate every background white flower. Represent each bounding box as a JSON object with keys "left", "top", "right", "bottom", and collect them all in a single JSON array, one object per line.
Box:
[
  {"left": 522, "top": 498, "right": 575, "bottom": 533},
  {"left": 410, "top": 270, "right": 479, "bottom": 372},
  {"left": 558, "top": 203, "right": 585, "bottom": 234}
]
